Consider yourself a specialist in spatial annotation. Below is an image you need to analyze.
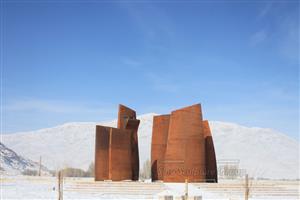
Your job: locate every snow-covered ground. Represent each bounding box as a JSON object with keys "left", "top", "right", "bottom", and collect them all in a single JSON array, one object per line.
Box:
[{"left": 1, "top": 176, "right": 299, "bottom": 200}]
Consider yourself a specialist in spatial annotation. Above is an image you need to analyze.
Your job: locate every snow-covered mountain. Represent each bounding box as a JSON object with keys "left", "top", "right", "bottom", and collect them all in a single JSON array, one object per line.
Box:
[
  {"left": 0, "top": 142, "right": 48, "bottom": 175},
  {"left": 1, "top": 113, "right": 299, "bottom": 179}
]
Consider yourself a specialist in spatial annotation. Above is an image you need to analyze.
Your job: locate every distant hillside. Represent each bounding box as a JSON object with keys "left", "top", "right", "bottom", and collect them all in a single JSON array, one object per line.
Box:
[
  {"left": 2, "top": 113, "right": 299, "bottom": 179},
  {"left": 0, "top": 142, "right": 49, "bottom": 175}
]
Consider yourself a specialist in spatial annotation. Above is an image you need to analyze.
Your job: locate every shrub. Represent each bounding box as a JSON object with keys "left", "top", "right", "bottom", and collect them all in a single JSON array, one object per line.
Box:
[
  {"left": 22, "top": 169, "right": 38, "bottom": 176},
  {"left": 140, "top": 159, "right": 151, "bottom": 180},
  {"left": 85, "top": 162, "right": 94, "bottom": 177},
  {"left": 60, "top": 168, "right": 87, "bottom": 177}
]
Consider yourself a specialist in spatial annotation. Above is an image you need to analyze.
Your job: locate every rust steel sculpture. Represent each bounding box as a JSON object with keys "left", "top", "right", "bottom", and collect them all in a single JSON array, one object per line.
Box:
[
  {"left": 203, "top": 120, "right": 218, "bottom": 183},
  {"left": 95, "top": 105, "right": 140, "bottom": 181},
  {"left": 151, "top": 104, "right": 218, "bottom": 183}
]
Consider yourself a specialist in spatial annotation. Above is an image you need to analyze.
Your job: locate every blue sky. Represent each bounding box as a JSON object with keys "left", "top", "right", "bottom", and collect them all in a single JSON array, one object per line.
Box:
[{"left": 1, "top": 1, "right": 299, "bottom": 140}]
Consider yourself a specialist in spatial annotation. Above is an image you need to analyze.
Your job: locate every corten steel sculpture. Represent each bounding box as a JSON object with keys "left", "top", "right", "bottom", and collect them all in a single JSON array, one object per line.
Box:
[
  {"left": 151, "top": 115, "right": 170, "bottom": 181},
  {"left": 117, "top": 105, "right": 140, "bottom": 181},
  {"left": 203, "top": 120, "right": 218, "bottom": 182},
  {"left": 95, "top": 105, "right": 140, "bottom": 181},
  {"left": 151, "top": 104, "right": 218, "bottom": 183}
]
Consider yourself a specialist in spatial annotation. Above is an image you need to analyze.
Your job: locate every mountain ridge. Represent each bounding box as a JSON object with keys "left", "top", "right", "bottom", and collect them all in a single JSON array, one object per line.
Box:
[
  {"left": 1, "top": 113, "right": 299, "bottom": 179},
  {"left": 0, "top": 142, "right": 49, "bottom": 175}
]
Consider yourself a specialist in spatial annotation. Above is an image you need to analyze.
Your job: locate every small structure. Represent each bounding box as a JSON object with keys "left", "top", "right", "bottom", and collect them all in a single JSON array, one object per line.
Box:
[
  {"left": 94, "top": 104, "right": 140, "bottom": 181},
  {"left": 217, "top": 159, "right": 246, "bottom": 179}
]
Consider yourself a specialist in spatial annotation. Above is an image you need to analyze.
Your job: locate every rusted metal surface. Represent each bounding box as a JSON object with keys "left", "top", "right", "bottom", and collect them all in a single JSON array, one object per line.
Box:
[
  {"left": 117, "top": 104, "right": 137, "bottom": 129},
  {"left": 163, "top": 104, "right": 205, "bottom": 182},
  {"left": 109, "top": 128, "right": 133, "bottom": 180},
  {"left": 151, "top": 115, "right": 170, "bottom": 181},
  {"left": 118, "top": 104, "right": 140, "bottom": 181},
  {"left": 95, "top": 126, "right": 110, "bottom": 181},
  {"left": 203, "top": 120, "right": 218, "bottom": 183},
  {"left": 95, "top": 105, "right": 140, "bottom": 181},
  {"left": 151, "top": 104, "right": 218, "bottom": 183}
]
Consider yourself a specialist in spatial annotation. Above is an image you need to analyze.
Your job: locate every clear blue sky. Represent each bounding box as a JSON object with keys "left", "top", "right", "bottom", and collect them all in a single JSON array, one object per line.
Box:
[{"left": 1, "top": 1, "right": 299, "bottom": 140}]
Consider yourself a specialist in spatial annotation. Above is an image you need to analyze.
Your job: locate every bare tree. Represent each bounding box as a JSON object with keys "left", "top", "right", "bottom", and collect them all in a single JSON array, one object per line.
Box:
[
  {"left": 86, "top": 162, "right": 94, "bottom": 177},
  {"left": 140, "top": 159, "right": 151, "bottom": 180}
]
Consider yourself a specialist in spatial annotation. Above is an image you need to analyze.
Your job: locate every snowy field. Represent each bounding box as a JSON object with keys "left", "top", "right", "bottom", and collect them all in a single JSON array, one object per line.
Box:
[{"left": 1, "top": 176, "right": 299, "bottom": 200}]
